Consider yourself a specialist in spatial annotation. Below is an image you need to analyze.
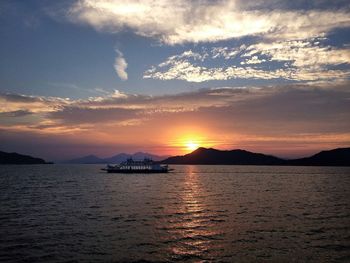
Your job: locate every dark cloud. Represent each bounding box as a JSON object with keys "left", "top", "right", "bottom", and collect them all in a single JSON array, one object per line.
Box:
[
  {"left": 0, "top": 93, "right": 41, "bottom": 103},
  {"left": 194, "top": 86, "right": 350, "bottom": 134},
  {"left": 239, "top": 0, "right": 350, "bottom": 11},
  {"left": 1, "top": 82, "right": 349, "bottom": 159},
  {"left": 0, "top": 110, "right": 33, "bottom": 117},
  {"left": 49, "top": 106, "right": 141, "bottom": 124}
]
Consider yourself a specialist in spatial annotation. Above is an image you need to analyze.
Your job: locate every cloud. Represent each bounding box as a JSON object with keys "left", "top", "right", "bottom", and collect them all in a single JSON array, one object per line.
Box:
[
  {"left": 0, "top": 93, "right": 42, "bottom": 103},
  {"left": 66, "top": 0, "right": 350, "bottom": 45},
  {"left": 0, "top": 93, "right": 70, "bottom": 113},
  {"left": 1, "top": 82, "right": 350, "bottom": 158},
  {"left": 234, "top": 0, "right": 350, "bottom": 10},
  {"left": 1, "top": 82, "right": 350, "bottom": 131},
  {"left": 144, "top": 39, "right": 350, "bottom": 82},
  {"left": 149, "top": 61, "right": 273, "bottom": 82},
  {"left": 112, "top": 89, "right": 128, "bottom": 98},
  {"left": 0, "top": 110, "right": 33, "bottom": 117},
  {"left": 241, "top": 55, "right": 266, "bottom": 65},
  {"left": 114, "top": 49, "right": 128, "bottom": 80},
  {"left": 62, "top": 1, "right": 350, "bottom": 84},
  {"left": 49, "top": 106, "right": 140, "bottom": 124},
  {"left": 144, "top": 57, "right": 350, "bottom": 83},
  {"left": 158, "top": 50, "right": 207, "bottom": 67},
  {"left": 212, "top": 45, "right": 246, "bottom": 60},
  {"left": 244, "top": 39, "right": 350, "bottom": 68}
]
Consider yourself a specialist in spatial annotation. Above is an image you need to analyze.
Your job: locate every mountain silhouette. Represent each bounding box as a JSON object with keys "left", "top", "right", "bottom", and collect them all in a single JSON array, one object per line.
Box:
[
  {"left": 0, "top": 151, "right": 49, "bottom": 164},
  {"left": 286, "top": 147, "right": 350, "bottom": 166},
  {"left": 161, "top": 147, "right": 350, "bottom": 166},
  {"left": 161, "top": 147, "right": 284, "bottom": 165},
  {"left": 66, "top": 152, "right": 169, "bottom": 164},
  {"left": 65, "top": 155, "right": 105, "bottom": 164},
  {"left": 103, "top": 153, "right": 131, "bottom": 164}
]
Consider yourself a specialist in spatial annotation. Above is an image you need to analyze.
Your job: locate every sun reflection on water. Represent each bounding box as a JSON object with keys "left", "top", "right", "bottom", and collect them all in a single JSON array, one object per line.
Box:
[{"left": 168, "top": 165, "right": 224, "bottom": 260}]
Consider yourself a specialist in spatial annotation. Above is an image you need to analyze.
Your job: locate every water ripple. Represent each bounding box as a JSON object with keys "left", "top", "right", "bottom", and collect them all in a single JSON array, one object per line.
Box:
[{"left": 0, "top": 164, "right": 349, "bottom": 262}]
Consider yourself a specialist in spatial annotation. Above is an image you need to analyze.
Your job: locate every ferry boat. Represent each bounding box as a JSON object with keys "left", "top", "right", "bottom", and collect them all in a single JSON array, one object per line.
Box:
[{"left": 102, "top": 158, "right": 170, "bottom": 173}]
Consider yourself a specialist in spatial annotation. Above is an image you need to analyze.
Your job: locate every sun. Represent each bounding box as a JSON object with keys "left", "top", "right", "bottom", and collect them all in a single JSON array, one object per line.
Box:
[
  {"left": 171, "top": 131, "right": 206, "bottom": 153},
  {"left": 186, "top": 140, "right": 199, "bottom": 151}
]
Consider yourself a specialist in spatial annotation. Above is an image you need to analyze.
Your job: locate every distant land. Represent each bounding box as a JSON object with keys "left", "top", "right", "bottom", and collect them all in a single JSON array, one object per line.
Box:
[
  {"left": 65, "top": 152, "right": 169, "bottom": 164},
  {"left": 161, "top": 147, "right": 350, "bottom": 166},
  {"left": 162, "top": 148, "right": 284, "bottom": 165},
  {"left": 1, "top": 148, "right": 349, "bottom": 166},
  {"left": 286, "top": 148, "right": 350, "bottom": 166},
  {"left": 0, "top": 151, "right": 50, "bottom": 165}
]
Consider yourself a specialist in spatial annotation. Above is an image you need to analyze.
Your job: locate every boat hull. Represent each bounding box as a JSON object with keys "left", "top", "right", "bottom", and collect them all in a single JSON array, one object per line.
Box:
[{"left": 102, "top": 168, "right": 169, "bottom": 173}]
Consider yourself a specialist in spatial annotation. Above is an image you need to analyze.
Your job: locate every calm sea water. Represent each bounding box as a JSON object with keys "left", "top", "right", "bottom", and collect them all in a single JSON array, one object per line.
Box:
[{"left": 0, "top": 165, "right": 349, "bottom": 262}]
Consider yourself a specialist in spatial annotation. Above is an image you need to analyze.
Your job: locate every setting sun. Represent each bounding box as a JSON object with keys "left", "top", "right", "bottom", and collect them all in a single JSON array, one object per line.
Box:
[{"left": 186, "top": 140, "right": 200, "bottom": 151}]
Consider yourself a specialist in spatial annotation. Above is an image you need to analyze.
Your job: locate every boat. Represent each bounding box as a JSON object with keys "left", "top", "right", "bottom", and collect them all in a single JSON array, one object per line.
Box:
[{"left": 101, "top": 158, "right": 170, "bottom": 173}]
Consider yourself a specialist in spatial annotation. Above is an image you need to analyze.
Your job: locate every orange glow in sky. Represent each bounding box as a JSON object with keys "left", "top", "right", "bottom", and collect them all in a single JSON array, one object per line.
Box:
[
  {"left": 185, "top": 140, "right": 200, "bottom": 151},
  {"left": 169, "top": 130, "right": 210, "bottom": 154}
]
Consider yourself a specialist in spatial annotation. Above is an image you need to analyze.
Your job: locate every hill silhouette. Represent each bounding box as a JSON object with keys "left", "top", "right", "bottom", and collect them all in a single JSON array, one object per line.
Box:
[
  {"left": 162, "top": 147, "right": 284, "bottom": 165},
  {"left": 65, "top": 155, "right": 105, "bottom": 164},
  {"left": 66, "top": 152, "right": 169, "bottom": 164},
  {"left": 0, "top": 151, "right": 49, "bottom": 164},
  {"left": 287, "top": 148, "right": 350, "bottom": 166},
  {"left": 161, "top": 147, "right": 350, "bottom": 166}
]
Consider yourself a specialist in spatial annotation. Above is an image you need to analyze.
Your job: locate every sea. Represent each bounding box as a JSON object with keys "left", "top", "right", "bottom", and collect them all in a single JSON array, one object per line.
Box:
[{"left": 0, "top": 165, "right": 349, "bottom": 262}]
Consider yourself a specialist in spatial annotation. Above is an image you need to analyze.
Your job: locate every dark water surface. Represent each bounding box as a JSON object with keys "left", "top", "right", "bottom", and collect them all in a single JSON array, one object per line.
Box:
[{"left": 0, "top": 165, "right": 349, "bottom": 262}]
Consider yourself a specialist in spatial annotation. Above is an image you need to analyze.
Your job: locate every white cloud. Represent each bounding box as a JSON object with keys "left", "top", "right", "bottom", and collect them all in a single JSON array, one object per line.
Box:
[
  {"left": 64, "top": 1, "right": 350, "bottom": 83},
  {"left": 158, "top": 50, "right": 207, "bottom": 67},
  {"left": 212, "top": 45, "right": 246, "bottom": 60},
  {"left": 112, "top": 89, "right": 128, "bottom": 99},
  {"left": 245, "top": 39, "right": 350, "bottom": 68},
  {"left": 66, "top": 0, "right": 350, "bottom": 45},
  {"left": 144, "top": 38, "right": 350, "bottom": 82},
  {"left": 144, "top": 58, "right": 293, "bottom": 82},
  {"left": 145, "top": 58, "right": 350, "bottom": 82},
  {"left": 241, "top": 55, "right": 266, "bottom": 65},
  {"left": 114, "top": 49, "right": 128, "bottom": 81}
]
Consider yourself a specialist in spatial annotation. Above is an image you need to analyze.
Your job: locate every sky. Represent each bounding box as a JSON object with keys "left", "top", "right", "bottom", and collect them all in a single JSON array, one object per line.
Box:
[{"left": 0, "top": 0, "right": 350, "bottom": 161}]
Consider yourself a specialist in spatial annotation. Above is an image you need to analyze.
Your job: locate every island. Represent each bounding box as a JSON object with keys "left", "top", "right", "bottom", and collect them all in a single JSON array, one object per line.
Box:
[
  {"left": 0, "top": 151, "right": 50, "bottom": 165},
  {"left": 161, "top": 147, "right": 350, "bottom": 166}
]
